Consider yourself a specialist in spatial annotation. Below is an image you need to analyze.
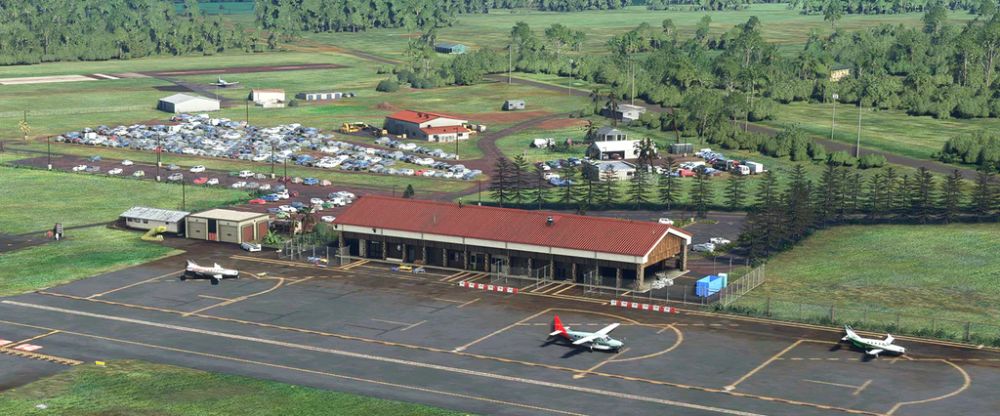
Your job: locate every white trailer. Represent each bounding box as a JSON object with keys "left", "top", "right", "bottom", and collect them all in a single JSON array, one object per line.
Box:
[{"left": 744, "top": 161, "right": 765, "bottom": 174}]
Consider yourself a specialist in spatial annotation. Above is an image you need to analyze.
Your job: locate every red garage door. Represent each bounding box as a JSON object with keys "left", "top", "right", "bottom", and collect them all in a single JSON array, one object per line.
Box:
[
  {"left": 241, "top": 225, "right": 253, "bottom": 243},
  {"left": 256, "top": 221, "right": 268, "bottom": 242}
]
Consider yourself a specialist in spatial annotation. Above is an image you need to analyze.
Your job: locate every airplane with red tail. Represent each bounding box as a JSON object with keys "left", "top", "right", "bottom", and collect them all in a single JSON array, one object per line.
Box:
[{"left": 547, "top": 314, "right": 624, "bottom": 352}]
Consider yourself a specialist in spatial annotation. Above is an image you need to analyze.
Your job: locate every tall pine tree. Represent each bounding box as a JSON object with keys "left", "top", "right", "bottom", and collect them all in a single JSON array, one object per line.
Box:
[
  {"left": 658, "top": 157, "right": 682, "bottom": 210},
  {"left": 490, "top": 157, "right": 512, "bottom": 206},
  {"left": 691, "top": 167, "right": 713, "bottom": 218},
  {"left": 725, "top": 173, "right": 747, "bottom": 210},
  {"left": 940, "top": 169, "right": 963, "bottom": 223}
]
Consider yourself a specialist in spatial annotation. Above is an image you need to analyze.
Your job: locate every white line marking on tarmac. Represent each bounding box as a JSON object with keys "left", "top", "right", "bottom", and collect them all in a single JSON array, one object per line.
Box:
[{"left": 2, "top": 300, "right": 765, "bottom": 416}]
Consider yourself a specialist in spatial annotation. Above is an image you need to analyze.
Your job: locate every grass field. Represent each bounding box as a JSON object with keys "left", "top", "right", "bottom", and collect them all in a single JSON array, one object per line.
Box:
[
  {"left": 0, "top": 166, "right": 246, "bottom": 235},
  {"left": 736, "top": 224, "right": 1000, "bottom": 333},
  {"left": 0, "top": 360, "right": 465, "bottom": 416},
  {"left": 302, "top": 4, "right": 974, "bottom": 61},
  {"left": 763, "top": 101, "right": 1000, "bottom": 162},
  {"left": 0, "top": 227, "right": 180, "bottom": 297}
]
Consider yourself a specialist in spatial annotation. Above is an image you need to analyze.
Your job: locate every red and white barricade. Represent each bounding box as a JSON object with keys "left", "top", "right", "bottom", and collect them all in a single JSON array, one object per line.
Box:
[
  {"left": 609, "top": 299, "right": 677, "bottom": 314},
  {"left": 458, "top": 280, "right": 518, "bottom": 294}
]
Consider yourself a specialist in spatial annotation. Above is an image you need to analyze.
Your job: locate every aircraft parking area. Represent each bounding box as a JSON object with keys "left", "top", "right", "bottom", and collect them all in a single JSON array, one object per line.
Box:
[{"left": 1, "top": 245, "right": 998, "bottom": 416}]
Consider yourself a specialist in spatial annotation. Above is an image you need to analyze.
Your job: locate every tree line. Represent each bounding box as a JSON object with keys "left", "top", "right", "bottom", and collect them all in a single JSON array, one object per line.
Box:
[
  {"left": 254, "top": 0, "right": 629, "bottom": 36},
  {"left": 791, "top": 0, "right": 994, "bottom": 15},
  {"left": 0, "top": 0, "right": 265, "bottom": 65}
]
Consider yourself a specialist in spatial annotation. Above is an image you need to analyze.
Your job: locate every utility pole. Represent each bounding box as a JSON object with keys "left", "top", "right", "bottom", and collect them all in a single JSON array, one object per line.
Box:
[
  {"left": 245, "top": 99, "right": 250, "bottom": 125},
  {"left": 46, "top": 135, "right": 51, "bottom": 170},
  {"left": 856, "top": 99, "right": 863, "bottom": 158},
  {"left": 155, "top": 136, "right": 161, "bottom": 182},
  {"left": 508, "top": 44, "right": 513, "bottom": 85},
  {"left": 831, "top": 93, "right": 839, "bottom": 141},
  {"left": 181, "top": 179, "right": 186, "bottom": 210},
  {"left": 270, "top": 140, "right": 276, "bottom": 179},
  {"left": 630, "top": 59, "right": 636, "bottom": 106}
]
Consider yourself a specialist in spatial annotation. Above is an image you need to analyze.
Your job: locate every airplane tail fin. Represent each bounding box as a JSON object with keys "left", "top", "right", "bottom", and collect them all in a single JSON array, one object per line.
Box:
[
  {"left": 842, "top": 325, "right": 855, "bottom": 341},
  {"left": 549, "top": 315, "right": 569, "bottom": 338}
]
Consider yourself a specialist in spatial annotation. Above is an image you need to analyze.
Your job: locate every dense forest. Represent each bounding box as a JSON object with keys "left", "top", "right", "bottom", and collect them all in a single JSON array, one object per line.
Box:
[
  {"left": 0, "top": 0, "right": 262, "bottom": 65},
  {"left": 254, "top": 0, "right": 629, "bottom": 34},
  {"left": 791, "top": 0, "right": 996, "bottom": 15}
]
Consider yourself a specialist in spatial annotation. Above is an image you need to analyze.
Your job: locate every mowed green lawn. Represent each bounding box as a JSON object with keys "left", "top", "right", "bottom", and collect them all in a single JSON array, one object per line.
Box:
[
  {"left": 0, "top": 360, "right": 466, "bottom": 416},
  {"left": 302, "top": 4, "right": 974, "bottom": 60},
  {"left": 0, "top": 227, "right": 179, "bottom": 296},
  {"left": 0, "top": 166, "right": 246, "bottom": 235},
  {"left": 763, "top": 101, "right": 1000, "bottom": 162},
  {"left": 739, "top": 224, "right": 1000, "bottom": 326}
]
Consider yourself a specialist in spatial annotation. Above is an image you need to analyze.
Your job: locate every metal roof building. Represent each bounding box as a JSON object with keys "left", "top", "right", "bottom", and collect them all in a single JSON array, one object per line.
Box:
[
  {"left": 120, "top": 206, "right": 190, "bottom": 234},
  {"left": 185, "top": 209, "right": 269, "bottom": 244},
  {"left": 157, "top": 93, "right": 220, "bottom": 113},
  {"left": 332, "top": 196, "right": 691, "bottom": 288}
]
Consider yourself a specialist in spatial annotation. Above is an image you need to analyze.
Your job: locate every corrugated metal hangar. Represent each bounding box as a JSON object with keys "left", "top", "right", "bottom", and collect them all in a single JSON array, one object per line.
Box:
[
  {"left": 332, "top": 196, "right": 691, "bottom": 288},
  {"left": 185, "top": 209, "right": 269, "bottom": 244}
]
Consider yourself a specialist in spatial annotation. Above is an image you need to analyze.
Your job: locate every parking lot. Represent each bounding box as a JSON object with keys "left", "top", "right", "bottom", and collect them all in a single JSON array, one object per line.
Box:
[{"left": 1, "top": 241, "right": 998, "bottom": 416}]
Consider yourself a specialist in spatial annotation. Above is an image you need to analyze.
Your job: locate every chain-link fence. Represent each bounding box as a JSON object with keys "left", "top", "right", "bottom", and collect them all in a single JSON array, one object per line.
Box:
[{"left": 717, "top": 296, "right": 1000, "bottom": 347}]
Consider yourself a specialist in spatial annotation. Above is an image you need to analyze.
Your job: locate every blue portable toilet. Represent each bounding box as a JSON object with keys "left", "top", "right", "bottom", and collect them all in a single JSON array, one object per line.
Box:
[{"left": 695, "top": 274, "right": 729, "bottom": 297}]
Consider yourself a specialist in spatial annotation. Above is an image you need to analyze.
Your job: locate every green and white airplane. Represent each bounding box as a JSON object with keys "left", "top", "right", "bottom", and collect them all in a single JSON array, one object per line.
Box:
[
  {"left": 842, "top": 325, "right": 906, "bottom": 357},
  {"left": 548, "top": 315, "right": 624, "bottom": 352}
]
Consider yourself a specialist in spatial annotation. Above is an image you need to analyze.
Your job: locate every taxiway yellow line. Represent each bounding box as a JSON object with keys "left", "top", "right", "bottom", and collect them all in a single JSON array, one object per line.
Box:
[
  {"left": 803, "top": 379, "right": 865, "bottom": 390},
  {"left": 550, "top": 284, "right": 576, "bottom": 296},
  {"left": 885, "top": 359, "right": 971, "bottom": 415},
  {"left": 400, "top": 320, "right": 427, "bottom": 331},
  {"left": 1, "top": 301, "right": 768, "bottom": 416},
  {"left": 574, "top": 348, "right": 629, "bottom": 379},
  {"left": 725, "top": 339, "right": 803, "bottom": 391},
  {"left": 854, "top": 380, "right": 872, "bottom": 396},
  {"left": 1, "top": 330, "right": 60, "bottom": 349},
  {"left": 453, "top": 309, "right": 552, "bottom": 352},
  {"left": 182, "top": 277, "right": 285, "bottom": 317},
  {"left": 86, "top": 271, "right": 177, "bottom": 299}
]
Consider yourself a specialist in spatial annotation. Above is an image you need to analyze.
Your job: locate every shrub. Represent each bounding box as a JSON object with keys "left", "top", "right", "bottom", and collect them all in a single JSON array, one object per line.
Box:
[
  {"left": 858, "top": 153, "right": 887, "bottom": 169},
  {"left": 375, "top": 79, "right": 399, "bottom": 92}
]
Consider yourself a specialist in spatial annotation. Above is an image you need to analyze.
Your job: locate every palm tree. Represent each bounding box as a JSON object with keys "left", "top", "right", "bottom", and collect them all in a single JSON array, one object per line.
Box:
[
  {"left": 581, "top": 119, "right": 597, "bottom": 141},
  {"left": 663, "top": 109, "right": 682, "bottom": 144},
  {"left": 605, "top": 91, "right": 620, "bottom": 126},
  {"left": 634, "top": 137, "right": 658, "bottom": 168}
]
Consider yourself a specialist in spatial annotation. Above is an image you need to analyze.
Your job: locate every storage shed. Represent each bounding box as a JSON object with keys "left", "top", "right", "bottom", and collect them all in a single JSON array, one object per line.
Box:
[
  {"left": 249, "top": 88, "right": 286, "bottom": 108},
  {"left": 434, "top": 43, "right": 467, "bottom": 54},
  {"left": 120, "top": 206, "right": 190, "bottom": 234},
  {"left": 503, "top": 99, "right": 525, "bottom": 111},
  {"left": 185, "top": 209, "right": 269, "bottom": 244},
  {"left": 157, "top": 93, "right": 220, "bottom": 113}
]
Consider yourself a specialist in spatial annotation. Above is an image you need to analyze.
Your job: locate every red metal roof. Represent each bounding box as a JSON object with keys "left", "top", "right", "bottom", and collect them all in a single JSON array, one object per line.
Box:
[
  {"left": 334, "top": 196, "right": 691, "bottom": 257},
  {"left": 387, "top": 110, "right": 463, "bottom": 124},
  {"left": 420, "top": 126, "right": 470, "bottom": 135}
]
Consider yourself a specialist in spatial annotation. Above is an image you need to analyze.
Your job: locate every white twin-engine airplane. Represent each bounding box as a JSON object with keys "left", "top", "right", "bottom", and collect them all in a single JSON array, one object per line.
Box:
[
  {"left": 213, "top": 77, "right": 239, "bottom": 87},
  {"left": 842, "top": 325, "right": 906, "bottom": 357},
  {"left": 548, "top": 315, "right": 624, "bottom": 352},
  {"left": 183, "top": 260, "right": 239, "bottom": 285}
]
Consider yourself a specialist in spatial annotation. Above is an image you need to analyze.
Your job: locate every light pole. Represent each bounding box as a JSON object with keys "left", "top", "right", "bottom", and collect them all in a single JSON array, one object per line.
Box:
[
  {"left": 181, "top": 179, "right": 186, "bottom": 210},
  {"left": 46, "top": 136, "right": 51, "bottom": 170},
  {"left": 830, "top": 93, "right": 839, "bottom": 141},
  {"left": 155, "top": 136, "right": 161, "bottom": 182},
  {"left": 270, "top": 140, "right": 276, "bottom": 179},
  {"left": 856, "top": 98, "right": 863, "bottom": 158}
]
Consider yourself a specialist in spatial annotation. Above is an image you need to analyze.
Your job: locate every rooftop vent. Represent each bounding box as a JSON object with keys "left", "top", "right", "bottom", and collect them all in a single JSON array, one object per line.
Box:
[{"left": 546, "top": 216, "right": 554, "bottom": 226}]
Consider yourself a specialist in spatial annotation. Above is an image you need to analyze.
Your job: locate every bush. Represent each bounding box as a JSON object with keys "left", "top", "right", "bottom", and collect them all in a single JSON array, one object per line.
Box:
[
  {"left": 827, "top": 151, "right": 857, "bottom": 166},
  {"left": 858, "top": 153, "right": 887, "bottom": 169},
  {"left": 287, "top": 99, "right": 299, "bottom": 107},
  {"left": 375, "top": 79, "right": 399, "bottom": 92}
]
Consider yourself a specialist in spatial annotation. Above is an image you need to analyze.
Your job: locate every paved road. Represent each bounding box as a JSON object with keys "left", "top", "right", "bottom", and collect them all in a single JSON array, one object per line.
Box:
[{"left": 1, "top": 241, "right": 997, "bottom": 415}]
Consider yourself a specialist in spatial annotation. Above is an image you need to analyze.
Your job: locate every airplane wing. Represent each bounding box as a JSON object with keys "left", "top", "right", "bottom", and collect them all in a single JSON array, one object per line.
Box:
[
  {"left": 572, "top": 334, "right": 600, "bottom": 346},
  {"left": 866, "top": 348, "right": 884, "bottom": 356},
  {"left": 594, "top": 323, "right": 620, "bottom": 337},
  {"left": 884, "top": 334, "right": 895, "bottom": 344}
]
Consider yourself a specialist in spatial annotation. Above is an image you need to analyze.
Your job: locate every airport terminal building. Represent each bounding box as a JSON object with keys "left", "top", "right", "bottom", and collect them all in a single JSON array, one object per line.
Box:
[{"left": 332, "top": 196, "right": 691, "bottom": 288}]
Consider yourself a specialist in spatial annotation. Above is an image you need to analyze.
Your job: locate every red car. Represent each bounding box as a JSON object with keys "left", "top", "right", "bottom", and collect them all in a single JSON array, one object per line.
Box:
[
  {"left": 249, "top": 198, "right": 267, "bottom": 205},
  {"left": 193, "top": 177, "right": 209, "bottom": 185}
]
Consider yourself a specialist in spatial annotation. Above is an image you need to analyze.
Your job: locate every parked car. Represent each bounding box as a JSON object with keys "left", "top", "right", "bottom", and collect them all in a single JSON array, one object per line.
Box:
[
  {"left": 167, "top": 164, "right": 180, "bottom": 171},
  {"left": 249, "top": 198, "right": 267, "bottom": 205},
  {"left": 190, "top": 165, "right": 206, "bottom": 173},
  {"left": 133, "top": 170, "right": 145, "bottom": 177},
  {"left": 72, "top": 164, "right": 88, "bottom": 172},
  {"left": 206, "top": 178, "right": 219, "bottom": 186},
  {"left": 310, "top": 197, "right": 324, "bottom": 205},
  {"left": 290, "top": 201, "right": 306, "bottom": 210},
  {"left": 121, "top": 160, "right": 134, "bottom": 166},
  {"left": 658, "top": 218, "right": 674, "bottom": 225},
  {"left": 321, "top": 216, "right": 336, "bottom": 223},
  {"left": 240, "top": 242, "right": 262, "bottom": 252},
  {"left": 167, "top": 173, "right": 183, "bottom": 181},
  {"left": 691, "top": 243, "right": 716, "bottom": 253},
  {"left": 278, "top": 205, "right": 297, "bottom": 213},
  {"left": 191, "top": 177, "right": 207, "bottom": 185},
  {"left": 258, "top": 183, "right": 271, "bottom": 191},
  {"left": 231, "top": 181, "right": 248, "bottom": 189},
  {"left": 88, "top": 155, "right": 102, "bottom": 162},
  {"left": 107, "top": 168, "right": 123, "bottom": 175},
  {"left": 262, "top": 194, "right": 281, "bottom": 202},
  {"left": 267, "top": 207, "right": 283, "bottom": 214},
  {"left": 709, "top": 237, "right": 731, "bottom": 246},
  {"left": 238, "top": 170, "right": 255, "bottom": 178},
  {"left": 303, "top": 177, "right": 320, "bottom": 186}
]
